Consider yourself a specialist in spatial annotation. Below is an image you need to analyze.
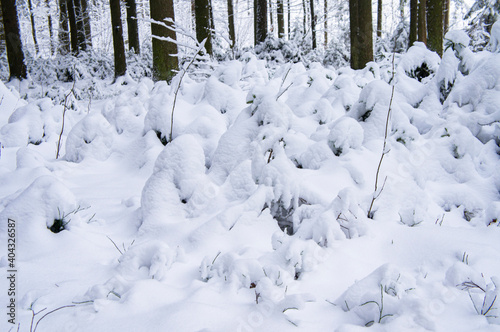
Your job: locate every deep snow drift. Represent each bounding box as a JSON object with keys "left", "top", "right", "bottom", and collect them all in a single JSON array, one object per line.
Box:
[{"left": 1, "top": 32, "right": 500, "bottom": 332}]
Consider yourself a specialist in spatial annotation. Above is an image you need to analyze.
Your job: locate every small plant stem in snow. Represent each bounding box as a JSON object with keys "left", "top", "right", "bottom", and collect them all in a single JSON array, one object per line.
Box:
[
  {"left": 367, "top": 53, "right": 396, "bottom": 219},
  {"left": 169, "top": 39, "right": 206, "bottom": 143},
  {"left": 56, "top": 79, "right": 76, "bottom": 159}
]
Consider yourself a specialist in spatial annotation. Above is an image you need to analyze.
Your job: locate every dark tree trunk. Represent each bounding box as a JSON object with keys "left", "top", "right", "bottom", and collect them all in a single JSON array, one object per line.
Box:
[
  {"left": 27, "top": 0, "right": 39, "bottom": 54},
  {"left": 323, "top": 0, "right": 327, "bottom": 47},
  {"left": 418, "top": 0, "right": 427, "bottom": 45},
  {"left": 46, "top": 0, "right": 55, "bottom": 54},
  {"left": 310, "top": 0, "right": 316, "bottom": 48},
  {"left": 277, "top": 0, "right": 284, "bottom": 38},
  {"left": 269, "top": 0, "right": 273, "bottom": 30},
  {"left": 150, "top": 0, "right": 178, "bottom": 82},
  {"left": 287, "top": 0, "right": 290, "bottom": 38},
  {"left": 302, "top": 0, "right": 307, "bottom": 33},
  {"left": 254, "top": 0, "right": 267, "bottom": 45},
  {"left": 1, "top": 0, "right": 27, "bottom": 80},
  {"left": 80, "top": 0, "right": 92, "bottom": 49},
  {"left": 409, "top": 0, "right": 418, "bottom": 47},
  {"left": 126, "top": 0, "right": 140, "bottom": 53},
  {"left": 110, "top": 0, "right": 126, "bottom": 77},
  {"left": 349, "top": 0, "right": 373, "bottom": 69},
  {"left": 426, "top": 0, "right": 443, "bottom": 56},
  {"left": 195, "top": 0, "right": 213, "bottom": 55},
  {"left": 66, "top": 0, "right": 78, "bottom": 53},
  {"left": 73, "top": 0, "right": 87, "bottom": 52},
  {"left": 376, "top": 0, "right": 382, "bottom": 38},
  {"left": 443, "top": 0, "right": 450, "bottom": 34},
  {"left": 0, "top": 5, "right": 5, "bottom": 54},
  {"left": 227, "top": 0, "right": 236, "bottom": 47}
]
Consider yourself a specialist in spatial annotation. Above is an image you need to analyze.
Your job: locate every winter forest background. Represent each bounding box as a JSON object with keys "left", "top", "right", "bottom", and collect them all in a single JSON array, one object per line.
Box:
[{"left": 1, "top": 0, "right": 500, "bottom": 331}]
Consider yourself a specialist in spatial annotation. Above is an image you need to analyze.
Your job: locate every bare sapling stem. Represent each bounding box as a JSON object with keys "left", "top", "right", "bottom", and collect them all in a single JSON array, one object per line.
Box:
[
  {"left": 169, "top": 39, "right": 207, "bottom": 143},
  {"left": 367, "top": 53, "right": 396, "bottom": 218}
]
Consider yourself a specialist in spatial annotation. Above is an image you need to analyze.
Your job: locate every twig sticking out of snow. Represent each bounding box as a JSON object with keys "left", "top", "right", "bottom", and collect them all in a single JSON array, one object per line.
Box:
[
  {"left": 56, "top": 79, "right": 76, "bottom": 159},
  {"left": 169, "top": 39, "right": 207, "bottom": 143},
  {"left": 367, "top": 53, "right": 396, "bottom": 219}
]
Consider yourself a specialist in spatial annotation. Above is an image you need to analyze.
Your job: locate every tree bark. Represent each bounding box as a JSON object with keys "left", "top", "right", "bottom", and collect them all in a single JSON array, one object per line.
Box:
[
  {"left": 46, "top": 0, "right": 55, "bottom": 54},
  {"left": 417, "top": 0, "right": 427, "bottom": 45},
  {"left": 409, "top": 0, "right": 417, "bottom": 47},
  {"left": 349, "top": 0, "right": 373, "bottom": 69},
  {"left": 443, "top": 0, "right": 450, "bottom": 34},
  {"left": 287, "top": 0, "right": 290, "bottom": 38},
  {"left": 27, "top": 0, "right": 39, "bottom": 54},
  {"left": 73, "top": 0, "right": 87, "bottom": 51},
  {"left": 66, "top": 0, "right": 78, "bottom": 53},
  {"left": 310, "top": 0, "right": 316, "bottom": 48},
  {"left": 195, "top": 0, "right": 213, "bottom": 55},
  {"left": 1, "top": 0, "right": 27, "bottom": 80},
  {"left": 254, "top": 0, "right": 267, "bottom": 45},
  {"left": 376, "top": 0, "right": 382, "bottom": 38},
  {"left": 80, "top": 0, "right": 92, "bottom": 49},
  {"left": 150, "top": 0, "right": 178, "bottom": 82},
  {"left": 302, "top": 0, "right": 307, "bottom": 34},
  {"left": 0, "top": 5, "right": 5, "bottom": 54},
  {"left": 269, "top": 0, "right": 273, "bottom": 30},
  {"left": 426, "top": 0, "right": 443, "bottom": 56},
  {"left": 277, "top": 0, "right": 284, "bottom": 38},
  {"left": 323, "top": 0, "right": 327, "bottom": 48},
  {"left": 110, "top": 0, "right": 126, "bottom": 77},
  {"left": 58, "top": 0, "right": 70, "bottom": 54},
  {"left": 126, "top": 0, "right": 140, "bottom": 53},
  {"left": 227, "top": 0, "right": 236, "bottom": 47}
]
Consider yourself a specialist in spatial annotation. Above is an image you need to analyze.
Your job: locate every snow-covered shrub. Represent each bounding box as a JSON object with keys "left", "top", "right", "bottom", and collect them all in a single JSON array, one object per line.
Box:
[
  {"left": 64, "top": 113, "right": 115, "bottom": 162},
  {"left": 399, "top": 43, "right": 441, "bottom": 83},
  {"left": 0, "top": 104, "right": 45, "bottom": 147},
  {"left": 327, "top": 117, "right": 364, "bottom": 156},
  {"left": 336, "top": 264, "right": 416, "bottom": 326},
  {"left": 0, "top": 176, "right": 79, "bottom": 245},
  {"left": 118, "top": 240, "right": 178, "bottom": 280}
]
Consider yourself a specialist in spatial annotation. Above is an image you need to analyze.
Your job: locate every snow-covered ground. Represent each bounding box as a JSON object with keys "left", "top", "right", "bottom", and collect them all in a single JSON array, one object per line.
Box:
[{"left": 1, "top": 30, "right": 500, "bottom": 332}]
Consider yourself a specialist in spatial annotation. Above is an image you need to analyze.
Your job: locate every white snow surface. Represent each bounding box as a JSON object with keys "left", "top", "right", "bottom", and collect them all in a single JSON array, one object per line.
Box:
[{"left": 1, "top": 45, "right": 500, "bottom": 332}]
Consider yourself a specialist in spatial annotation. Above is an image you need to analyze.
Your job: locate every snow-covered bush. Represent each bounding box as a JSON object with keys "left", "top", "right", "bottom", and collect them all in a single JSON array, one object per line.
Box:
[{"left": 64, "top": 113, "right": 115, "bottom": 162}]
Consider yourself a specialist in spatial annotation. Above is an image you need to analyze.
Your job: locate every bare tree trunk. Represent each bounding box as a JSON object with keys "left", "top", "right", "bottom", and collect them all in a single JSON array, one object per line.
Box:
[
  {"left": 254, "top": 0, "right": 267, "bottom": 44},
  {"left": 1, "top": 0, "right": 27, "bottom": 79},
  {"left": 80, "top": 0, "right": 92, "bottom": 49},
  {"left": 58, "top": 0, "right": 70, "bottom": 54},
  {"left": 302, "top": 0, "right": 307, "bottom": 34},
  {"left": 277, "top": 0, "right": 284, "bottom": 38},
  {"left": 27, "top": 0, "right": 39, "bottom": 54},
  {"left": 418, "top": 0, "right": 427, "bottom": 45},
  {"left": 427, "top": 0, "right": 443, "bottom": 56},
  {"left": 228, "top": 0, "right": 236, "bottom": 47},
  {"left": 443, "top": 0, "right": 450, "bottom": 34},
  {"left": 195, "top": 0, "right": 213, "bottom": 55},
  {"left": 376, "top": 0, "right": 382, "bottom": 38},
  {"left": 0, "top": 5, "right": 5, "bottom": 54},
  {"left": 350, "top": 0, "right": 373, "bottom": 69},
  {"left": 110, "top": 0, "right": 126, "bottom": 77},
  {"left": 126, "top": 0, "right": 140, "bottom": 53},
  {"left": 66, "top": 0, "right": 78, "bottom": 53},
  {"left": 310, "top": 0, "right": 316, "bottom": 48},
  {"left": 409, "top": 0, "right": 417, "bottom": 47},
  {"left": 287, "top": 0, "right": 290, "bottom": 38},
  {"left": 150, "top": 0, "right": 178, "bottom": 82},
  {"left": 324, "top": 0, "right": 327, "bottom": 48},
  {"left": 269, "top": 0, "right": 273, "bottom": 32},
  {"left": 46, "top": 0, "right": 55, "bottom": 54}
]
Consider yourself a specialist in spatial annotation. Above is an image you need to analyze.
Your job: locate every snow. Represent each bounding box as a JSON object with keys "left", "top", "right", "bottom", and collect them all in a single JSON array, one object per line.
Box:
[{"left": 1, "top": 39, "right": 500, "bottom": 332}]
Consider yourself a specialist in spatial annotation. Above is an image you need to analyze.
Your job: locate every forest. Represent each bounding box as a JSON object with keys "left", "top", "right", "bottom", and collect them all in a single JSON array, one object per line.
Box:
[{"left": 1, "top": 0, "right": 500, "bottom": 331}]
